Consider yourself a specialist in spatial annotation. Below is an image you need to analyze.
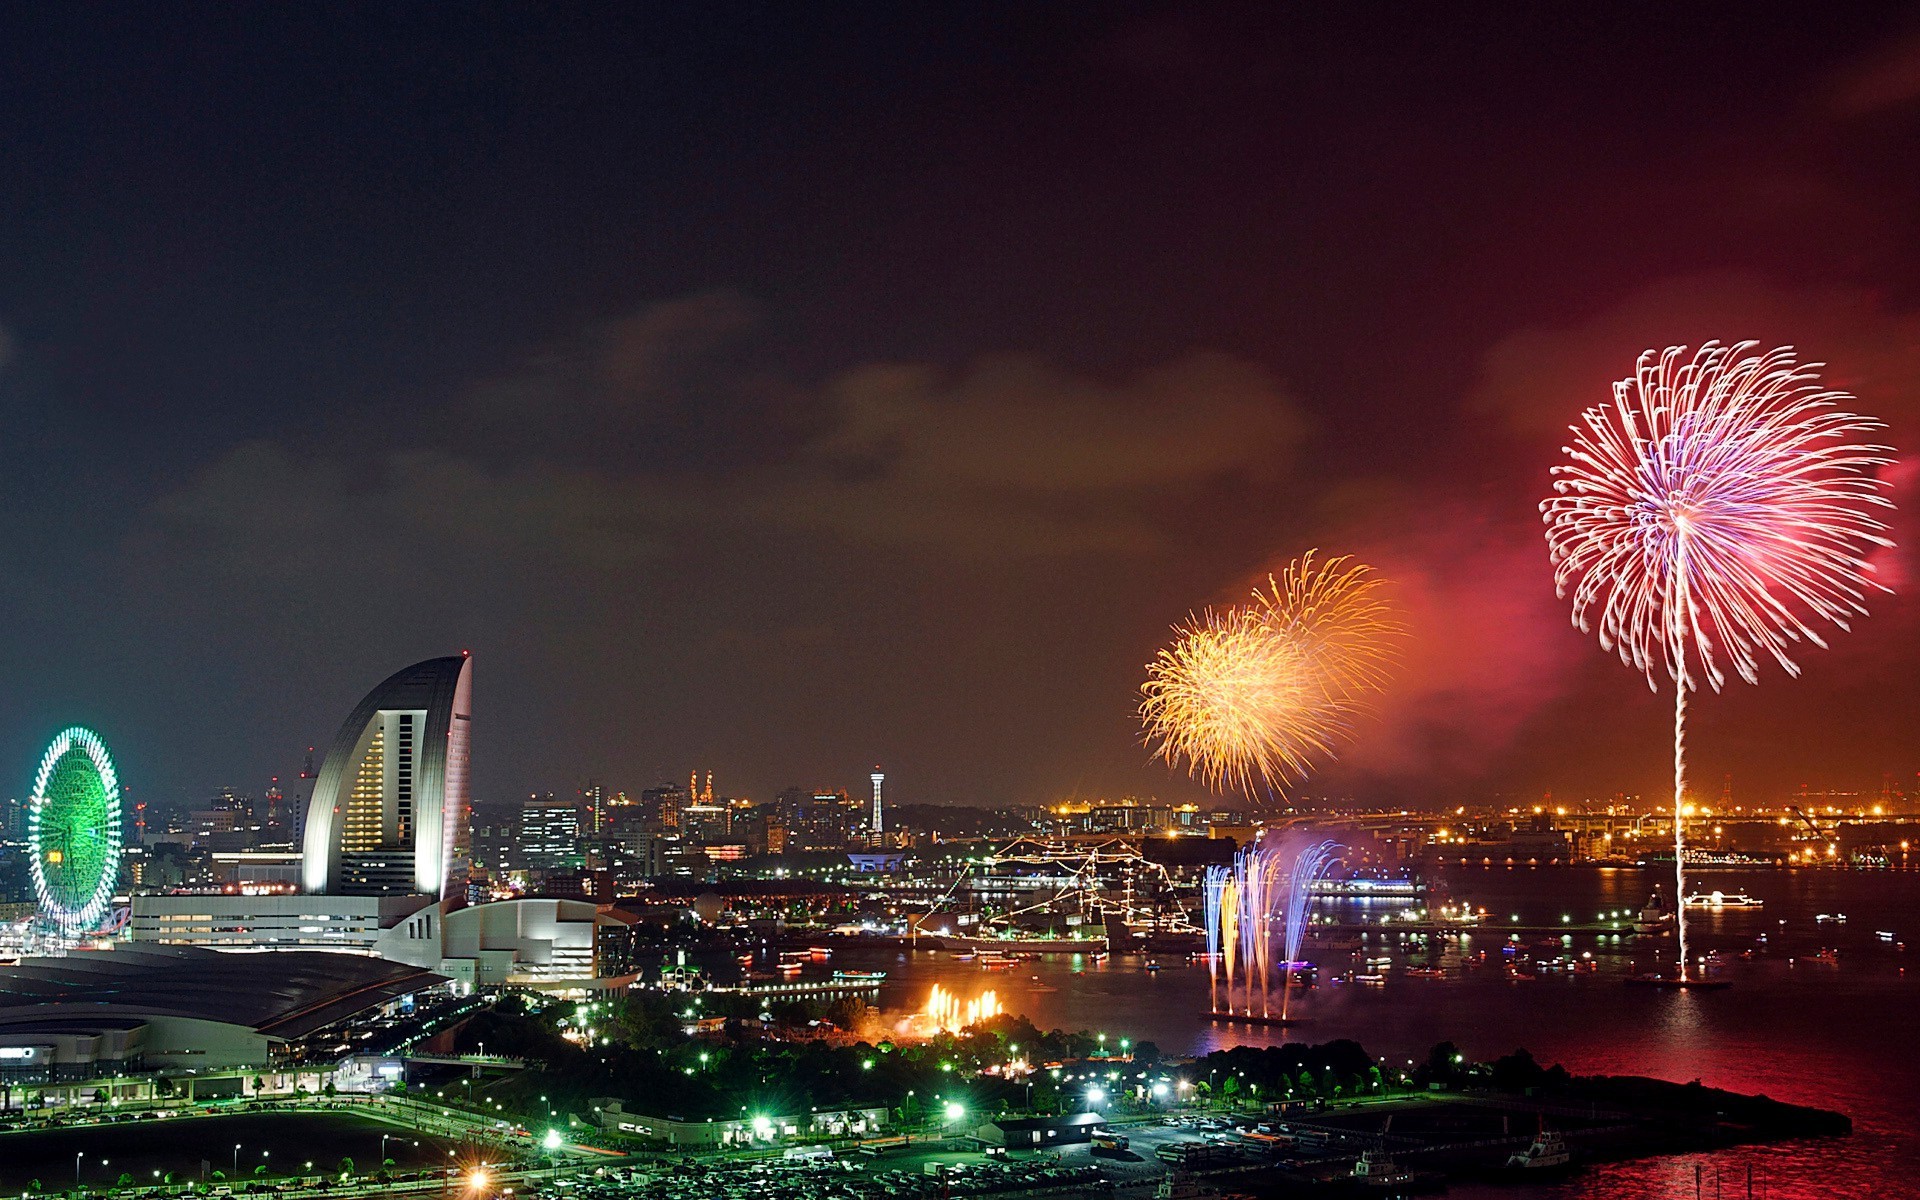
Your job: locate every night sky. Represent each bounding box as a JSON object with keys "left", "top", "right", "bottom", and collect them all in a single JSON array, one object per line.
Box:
[{"left": 3, "top": 4, "right": 1918, "bottom": 811}]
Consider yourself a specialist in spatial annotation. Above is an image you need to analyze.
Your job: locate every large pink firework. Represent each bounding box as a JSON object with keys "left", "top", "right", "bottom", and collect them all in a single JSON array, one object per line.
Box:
[{"left": 1542, "top": 341, "right": 1895, "bottom": 981}]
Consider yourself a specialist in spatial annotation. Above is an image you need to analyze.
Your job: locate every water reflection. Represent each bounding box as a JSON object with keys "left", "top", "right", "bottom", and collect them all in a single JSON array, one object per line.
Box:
[{"left": 838, "top": 868, "right": 1918, "bottom": 1195}]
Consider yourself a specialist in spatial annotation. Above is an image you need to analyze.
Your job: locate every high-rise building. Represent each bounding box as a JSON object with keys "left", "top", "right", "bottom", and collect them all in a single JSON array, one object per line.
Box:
[
  {"left": 583, "top": 781, "right": 606, "bottom": 834},
  {"left": 679, "top": 803, "right": 731, "bottom": 846},
  {"left": 642, "top": 783, "right": 687, "bottom": 830},
  {"left": 302, "top": 654, "right": 473, "bottom": 897},
  {"left": 522, "top": 793, "right": 582, "bottom": 874},
  {"left": 871, "top": 767, "right": 885, "bottom": 834}
]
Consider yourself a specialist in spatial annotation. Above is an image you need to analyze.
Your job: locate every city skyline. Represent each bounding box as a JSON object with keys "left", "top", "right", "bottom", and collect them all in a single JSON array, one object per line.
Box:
[{"left": 3, "top": 7, "right": 1920, "bottom": 812}]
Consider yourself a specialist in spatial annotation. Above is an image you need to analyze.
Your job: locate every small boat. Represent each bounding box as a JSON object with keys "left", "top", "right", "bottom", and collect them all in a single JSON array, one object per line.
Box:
[
  {"left": 1353, "top": 973, "right": 1387, "bottom": 987},
  {"left": 1815, "top": 913, "right": 1848, "bottom": 924},
  {"left": 1505, "top": 1127, "right": 1573, "bottom": 1173},
  {"left": 1403, "top": 966, "right": 1447, "bottom": 979},
  {"left": 1090, "top": 951, "right": 1110, "bottom": 963},
  {"left": 950, "top": 951, "right": 976, "bottom": 962},
  {"left": 1684, "top": 890, "right": 1764, "bottom": 909},
  {"left": 1145, "top": 959, "right": 1162, "bottom": 972},
  {"left": 832, "top": 969, "right": 887, "bottom": 981}
]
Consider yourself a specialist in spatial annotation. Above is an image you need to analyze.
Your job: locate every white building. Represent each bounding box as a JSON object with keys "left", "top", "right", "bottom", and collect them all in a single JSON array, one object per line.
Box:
[
  {"left": 372, "top": 897, "right": 636, "bottom": 991},
  {"left": 302, "top": 655, "right": 472, "bottom": 898},
  {"left": 130, "top": 893, "right": 433, "bottom": 953},
  {"left": 596, "top": 1100, "right": 887, "bottom": 1146}
]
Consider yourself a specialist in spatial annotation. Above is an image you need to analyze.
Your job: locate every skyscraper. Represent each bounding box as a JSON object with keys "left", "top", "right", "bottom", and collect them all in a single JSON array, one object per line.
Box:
[
  {"left": 521, "top": 792, "right": 581, "bottom": 874},
  {"left": 871, "top": 767, "right": 885, "bottom": 834},
  {"left": 301, "top": 654, "right": 473, "bottom": 897}
]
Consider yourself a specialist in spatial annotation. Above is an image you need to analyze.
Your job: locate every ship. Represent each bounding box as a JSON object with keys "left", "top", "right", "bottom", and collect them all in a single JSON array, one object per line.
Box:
[
  {"left": 1683, "top": 890, "right": 1764, "bottom": 909},
  {"left": 920, "top": 932, "right": 1110, "bottom": 954},
  {"left": 1503, "top": 1127, "right": 1573, "bottom": 1174},
  {"left": 1632, "top": 888, "right": 1674, "bottom": 935},
  {"left": 1637, "top": 848, "right": 1781, "bottom": 869}
]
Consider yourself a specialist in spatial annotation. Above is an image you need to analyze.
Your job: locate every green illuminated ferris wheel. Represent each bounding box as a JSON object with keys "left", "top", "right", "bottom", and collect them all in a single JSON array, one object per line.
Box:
[{"left": 28, "top": 727, "right": 123, "bottom": 935}]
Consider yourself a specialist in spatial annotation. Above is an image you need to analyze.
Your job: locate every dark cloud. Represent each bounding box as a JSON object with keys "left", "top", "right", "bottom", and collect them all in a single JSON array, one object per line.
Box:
[{"left": 157, "top": 299, "right": 1306, "bottom": 566}]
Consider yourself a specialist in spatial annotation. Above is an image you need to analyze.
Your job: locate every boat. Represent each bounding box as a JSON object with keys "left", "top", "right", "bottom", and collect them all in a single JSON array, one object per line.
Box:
[
  {"left": 1154, "top": 1174, "right": 1224, "bottom": 1200},
  {"left": 1504, "top": 1127, "right": 1573, "bottom": 1173},
  {"left": 1632, "top": 888, "right": 1674, "bottom": 935},
  {"left": 1145, "top": 959, "right": 1162, "bottom": 972},
  {"left": 832, "top": 969, "right": 887, "bottom": 982},
  {"left": 1684, "top": 890, "right": 1764, "bottom": 909},
  {"left": 1815, "top": 912, "right": 1848, "bottom": 924},
  {"left": 925, "top": 932, "right": 1109, "bottom": 953},
  {"left": 1349, "top": 1150, "right": 1416, "bottom": 1189},
  {"left": 1403, "top": 966, "right": 1447, "bottom": 979},
  {"left": 1625, "top": 972, "right": 1732, "bottom": 990}
]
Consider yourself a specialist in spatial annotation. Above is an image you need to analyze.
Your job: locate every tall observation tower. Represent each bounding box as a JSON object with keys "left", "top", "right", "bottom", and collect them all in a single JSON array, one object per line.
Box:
[{"left": 870, "top": 767, "right": 885, "bottom": 835}]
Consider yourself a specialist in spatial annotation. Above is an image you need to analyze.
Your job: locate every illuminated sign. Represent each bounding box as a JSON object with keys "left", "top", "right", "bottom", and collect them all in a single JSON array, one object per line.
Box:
[{"left": 0, "top": 1047, "right": 38, "bottom": 1060}]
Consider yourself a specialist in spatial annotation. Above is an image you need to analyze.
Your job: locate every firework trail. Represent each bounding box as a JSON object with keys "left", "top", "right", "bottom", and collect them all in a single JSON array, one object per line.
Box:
[
  {"left": 1279, "top": 840, "right": 1340, "bottom": 1019},
  {"left": 1542, "top": 342, "right": 1894, "bottom": 980},
  {"left": 1204, "top": 838, "right": 1341, "bottom": 1019},
  {"left": 1141, "top": 552, "right": 1404, "bottom": 798}
]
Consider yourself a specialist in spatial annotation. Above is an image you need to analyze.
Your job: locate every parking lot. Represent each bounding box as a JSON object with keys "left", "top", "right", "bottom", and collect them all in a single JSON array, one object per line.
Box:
[{"left": 523, "top": 1151, "right": 1111, "bottom": 1200}]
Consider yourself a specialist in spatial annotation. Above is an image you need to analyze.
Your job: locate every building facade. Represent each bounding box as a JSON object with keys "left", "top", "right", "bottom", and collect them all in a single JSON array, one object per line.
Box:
[{"left": 302, "top": 655, "right": 472, "bottom": 897}]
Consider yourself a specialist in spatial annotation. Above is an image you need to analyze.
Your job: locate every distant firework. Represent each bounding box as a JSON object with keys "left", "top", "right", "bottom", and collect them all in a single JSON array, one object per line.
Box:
[
  {"left": 1141, "top": 552, "right": 1402, "bottom": 796},
  {"left": 1541, "top": 342, "right": 1895, "bottom": 980}
]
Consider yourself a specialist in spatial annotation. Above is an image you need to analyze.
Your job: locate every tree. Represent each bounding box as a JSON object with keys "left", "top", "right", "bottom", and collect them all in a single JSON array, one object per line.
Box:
[
  {"left": 116, "top": 1176, "right": 134, "bottom": 1190},
  {"left": 337, "top": 1157, "right": 356, "bottom": 1178}
]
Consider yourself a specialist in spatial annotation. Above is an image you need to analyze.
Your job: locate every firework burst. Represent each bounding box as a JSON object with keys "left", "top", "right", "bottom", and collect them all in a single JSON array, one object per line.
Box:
[
  {"left": 1542, "top": 341, "right": 1895, "bottom": 980},
  {"left": 1141, "top": 552, "right": 1403, "bottom": 796}
]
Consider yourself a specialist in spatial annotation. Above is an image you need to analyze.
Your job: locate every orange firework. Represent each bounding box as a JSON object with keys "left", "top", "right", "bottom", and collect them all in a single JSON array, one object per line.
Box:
[
  {"left": 921, "top": 983, "right": 1002, "bottom": 1034},
  {"left": 1141, "top": 551, "right": 1403, "bottom": 795}
]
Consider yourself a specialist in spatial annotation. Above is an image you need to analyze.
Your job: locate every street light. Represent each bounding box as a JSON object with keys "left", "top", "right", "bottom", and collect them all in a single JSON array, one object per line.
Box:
[
  {"left": 943, "top": 1101, "right": 965, "bottom": 1124},
  {"left": 233, "top": 1145, "right": 242, "bottom": 1179}
]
